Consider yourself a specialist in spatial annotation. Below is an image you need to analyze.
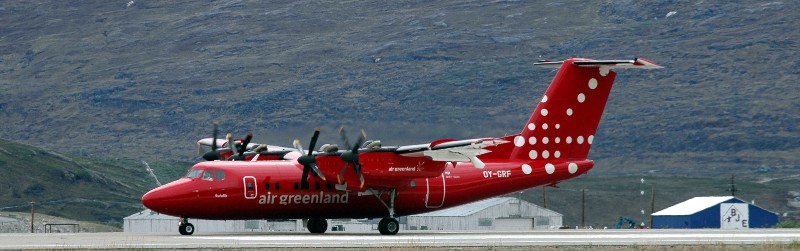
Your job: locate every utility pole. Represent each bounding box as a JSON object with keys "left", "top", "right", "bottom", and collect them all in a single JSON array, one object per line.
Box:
[
  {"left": 30, "top": 202, "right": 35, "bottom": 233},
  {"left": 650, "top": 185, "right": 656, "bottom": 228},
  {"left": 581, "top": 189, "right": 586, "bottom": 228},
  {"left": 727, "top": 174, "right": 739, "bottom": 196},
  {"left": 542, "top": 186, "right": 548, "bottom": 209}
]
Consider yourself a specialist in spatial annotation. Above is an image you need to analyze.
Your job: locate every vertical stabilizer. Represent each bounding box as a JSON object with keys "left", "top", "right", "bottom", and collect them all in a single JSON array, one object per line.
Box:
[{"left": 510, "top": 58, "right": 662, "bottom": 161}]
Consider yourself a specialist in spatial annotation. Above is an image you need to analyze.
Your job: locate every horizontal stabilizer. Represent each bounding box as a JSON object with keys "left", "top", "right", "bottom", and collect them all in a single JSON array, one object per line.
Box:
[{"left": 534, "top": 58, "right": 663, "bottom": 69}]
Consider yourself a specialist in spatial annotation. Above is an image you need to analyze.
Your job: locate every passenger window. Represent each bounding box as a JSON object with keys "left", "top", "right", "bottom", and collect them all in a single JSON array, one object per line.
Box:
[
  {"left": 327, "top": 183, "right": 334, "bottom": 190},
  {"left": 215, "top": 170, "right": 225, "bottom": 180},
  {"left": 202, "top": 170, "right": 213, "bottom": 181},
  {"left": 315, "top": 182, "right": 320, "bottom": 190},
  {"left": 265, "top": 183, "right": 271, "bottom": 190},
  {"left": 275, "top": 182, "right": 280, "bottom": 190},
  {"left": 294, "top": 182, "right": 299, "bottom": 190}
]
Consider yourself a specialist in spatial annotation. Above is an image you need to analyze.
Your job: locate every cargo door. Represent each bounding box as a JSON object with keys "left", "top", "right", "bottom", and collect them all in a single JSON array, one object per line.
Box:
[{"left": 425, "top": 174, "right": 446, "bottom": 208}]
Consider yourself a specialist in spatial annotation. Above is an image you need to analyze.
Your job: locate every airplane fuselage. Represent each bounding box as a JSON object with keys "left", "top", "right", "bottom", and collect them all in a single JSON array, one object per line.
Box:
[{"left": 143, "top": 158, "right": 592, "bottom": 220}]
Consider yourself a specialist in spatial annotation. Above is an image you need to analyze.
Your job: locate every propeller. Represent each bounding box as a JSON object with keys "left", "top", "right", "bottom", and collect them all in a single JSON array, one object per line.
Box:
[
  {"left": 337, "top": 126, "right": 367, "bottom": 188},
  {"left": 202, "top": 121, "right": 221, "bottom": 161},
  {"left": 229, "top": 132, "right": 253, "bottom": 161},
  {"left": 294, "top": 127, "right": 326, "bottom": 189}
]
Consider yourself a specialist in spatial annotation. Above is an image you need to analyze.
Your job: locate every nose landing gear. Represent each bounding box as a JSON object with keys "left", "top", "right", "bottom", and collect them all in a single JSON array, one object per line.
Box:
[{"left": 178, "top": 217, "right": 195, "bottom": 235}]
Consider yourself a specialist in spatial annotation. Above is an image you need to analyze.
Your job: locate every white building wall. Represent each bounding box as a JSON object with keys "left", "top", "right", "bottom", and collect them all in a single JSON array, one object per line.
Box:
[{"left": 406, "top": 198, "right": 563, "bottom": 231}]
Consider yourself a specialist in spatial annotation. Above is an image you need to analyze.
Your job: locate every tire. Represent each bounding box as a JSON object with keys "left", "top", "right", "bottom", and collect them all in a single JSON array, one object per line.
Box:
[
  {"left": 378, "top": 218, "right": 399, "bottom": 235},
  {"left": 307, "top": 219, "right": 328, "bottom": 234},
  {"left": 179, "top": 223, "right": 194, "bottom": 235}
]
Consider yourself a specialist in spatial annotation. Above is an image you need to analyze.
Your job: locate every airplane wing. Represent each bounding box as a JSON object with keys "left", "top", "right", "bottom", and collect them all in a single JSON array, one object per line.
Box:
[{"left": 394, "top": 138, "right": 509, "bottom": 169}]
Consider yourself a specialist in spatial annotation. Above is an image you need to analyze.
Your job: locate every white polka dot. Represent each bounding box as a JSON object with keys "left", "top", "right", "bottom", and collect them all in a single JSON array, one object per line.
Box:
[
  {"left": 567, "top": 108, "right": 573, "bottom": 116},
  {"left": 600, "top": 67, "right": 610, "bottom": 76},
  {"left": 514, "top": 136, "right": 524, "bottom": 147},
  {"left": 541, "top": 109, "right": 548, "bottom": 116},
  {"left": 554, "top": 151, "right": 561, "bottom": 158},
  {"left": 578, "top": 93, "right": 586, "bottom": 103},
  {"left": 542, "top": 150, "right": 550, "bottom": 159},
  {"left": 528, "top": 150, "right": 538, "bottom": 160},
  {"left": 545, "top": 163, "right": 555, "bottom": 174},
  {"left": 555, "top": 124, "right": 560, "bottom": 129},
  {"left": 527, "top": 123, "right": 536, "bottom": 131},
  {"left": 542, "top": 137, "right": 549, "bottom": 144},
  {"left": 588, "top": 78, "right": 598, "bottom": 89},
  {"left": 555, "top": 137, "right": 561, "bottom": 143},
  {"left": 528, "top": 137, "right": 537, "bottom": 145},
  {"left": 566, "top": 136, "right": 573, "bottom": 144},
  {"left": 577, "top": 136, "right": 584, "bottom": 144},
  {"left": 541, "top": 95, "right": 548, "bottom": 103},
  {"left": 522, "top": 164, "right": 532, "bottom": 175},
  {"left": 542, "top": 123, "right": 549, "bottom": 130},
  {"left": 588, "top": 135, "right": 594, "bottom": 144},
  {"left": 568, "top": 163, "right": 579, "bottom": 174}
]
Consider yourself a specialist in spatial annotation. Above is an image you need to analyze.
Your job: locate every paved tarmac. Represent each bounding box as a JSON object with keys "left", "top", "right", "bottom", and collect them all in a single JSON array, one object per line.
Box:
[{"left": 1, "top": 229, "right": 799, "bottom": 249}]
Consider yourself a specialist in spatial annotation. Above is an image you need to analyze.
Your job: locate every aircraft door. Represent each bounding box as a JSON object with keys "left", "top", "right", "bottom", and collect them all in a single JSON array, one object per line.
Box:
[
  {"left": 425, "top": 174, "right": 446, "bottom": 208},
  {"left": 243, "top": 176, "right": 257, "bottom": 199}
]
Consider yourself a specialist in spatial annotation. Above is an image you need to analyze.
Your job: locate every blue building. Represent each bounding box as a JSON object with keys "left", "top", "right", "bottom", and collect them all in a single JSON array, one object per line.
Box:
[{"left": 652, "top": 196, "right": 778, "bottom": 229}]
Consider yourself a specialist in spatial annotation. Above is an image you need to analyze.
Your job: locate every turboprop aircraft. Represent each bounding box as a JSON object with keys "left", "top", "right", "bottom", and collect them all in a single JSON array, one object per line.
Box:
[{"left": 142, "top": 57, "right": 662, "bottom": 235}]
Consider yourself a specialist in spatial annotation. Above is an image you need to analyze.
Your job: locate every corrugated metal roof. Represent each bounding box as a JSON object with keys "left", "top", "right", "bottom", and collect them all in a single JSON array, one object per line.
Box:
[
  {"left": 652, "top": 196, "right": 737, "bottom": 216},
  {"left": 412, "top": 197, "right": 515, "bottom": 217},
  {"left": 124, "top": 209, "right": 178, "bottom": 220}
]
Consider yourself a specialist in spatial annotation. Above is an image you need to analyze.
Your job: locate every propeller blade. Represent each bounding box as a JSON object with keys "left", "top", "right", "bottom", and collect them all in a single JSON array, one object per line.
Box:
[
  {"left": 338, "top": 163, "right": 349, "bottom": 185},
  {"left": 293, "top": 139, "right": 303, "bottom": 154},
  {"left": 307, "top": 127, "right": 321, "bottom": 155},
  {"left": 297, "top": 127, "right": 325, "bottom": 189},
  {"left": 211, "top": 121, "right": 219, "bottom": 151},
  {"left": 226, "top": 133, "right": 238, "bottom": 158},
  {"left": 355, "top": 163, "right": 365, "bottom": 189},
  {"left": 201, "top": 121, "right": 221, "bottom": 161},
  {"left": 337, "top": 127, "right": 369, "bottom": 187},
  {"left": 309, "top": 163, "right": 326, "bottom": 181},
  {"left": 238, "top": 132, "right": 253, "bottom": 157},
  {"left": 301, "top": 164, "right": 310, "bottom": 189},
  {"left": 352, "top": 129, "right": 367, "bottom": 152},
  {"left": 338, "top": 126, "right": 352, "bottom": 150}
]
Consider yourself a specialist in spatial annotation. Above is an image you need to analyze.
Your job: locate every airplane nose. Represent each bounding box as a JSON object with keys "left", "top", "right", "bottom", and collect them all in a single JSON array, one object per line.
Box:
[{"left": 141, "top": 188, "right": 165, "bottom": 211}]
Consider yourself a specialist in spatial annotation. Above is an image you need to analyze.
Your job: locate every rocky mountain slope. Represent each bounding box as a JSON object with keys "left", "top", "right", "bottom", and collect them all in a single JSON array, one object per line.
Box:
[{"left": 1, "top": 1, "right": 798, "bottom": 176}]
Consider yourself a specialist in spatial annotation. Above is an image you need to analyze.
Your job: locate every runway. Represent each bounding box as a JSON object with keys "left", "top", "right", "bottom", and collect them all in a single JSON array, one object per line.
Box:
[{"left": 1, "top": 229, "right": 799, "bottom": 249}]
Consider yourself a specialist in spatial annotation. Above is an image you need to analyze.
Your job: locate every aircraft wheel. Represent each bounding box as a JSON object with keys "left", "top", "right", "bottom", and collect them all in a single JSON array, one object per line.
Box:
[
  {"left": 179, "top": 223, "right": 195, "bottom": 235},
  {"left": 378, "top": 218, "right": 399, "bottom": 235},
  {"left": 307, "top": 218, "right": 328, "bottom": 234}
]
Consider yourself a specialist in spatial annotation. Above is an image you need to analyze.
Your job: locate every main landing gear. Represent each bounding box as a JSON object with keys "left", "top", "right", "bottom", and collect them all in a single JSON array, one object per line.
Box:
[
  {"left": 306, "top": 218, "right": 328, "bottom": 234},
  {"left": 371, "top": 188, "right": 399, "bottom": 235},
  {"left": 179, "top": 217, "right": 195, "bottom": 235},
  {"left": 378, "top": 218, "right": 399, "bottom": 235}
]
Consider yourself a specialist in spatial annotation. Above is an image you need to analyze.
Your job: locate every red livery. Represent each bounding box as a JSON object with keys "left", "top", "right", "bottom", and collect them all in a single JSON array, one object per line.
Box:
[{"left": 142, "top": 58, "right": 662, "bottom": 235}]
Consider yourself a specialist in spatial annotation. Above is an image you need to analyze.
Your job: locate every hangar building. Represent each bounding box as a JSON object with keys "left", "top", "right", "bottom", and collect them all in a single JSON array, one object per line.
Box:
[
  {"left": 123, "top": 210, "right": 302, "bottom": 233},
  {"left": 406, "top": 197, "right": 562, "bottom": 230},
  {"left": 652, "top": 196, "right": 779, "bottom": 229}
]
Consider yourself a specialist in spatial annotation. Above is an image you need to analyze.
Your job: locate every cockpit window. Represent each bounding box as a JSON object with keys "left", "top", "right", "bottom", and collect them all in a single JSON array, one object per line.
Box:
[
  {"left": 215, "top": 170, "right": 225, "bottom": 180},
  {"left": 186, "top": 169, "right": 203, "bottom": 179},
  {"left": 202, "top": 170, "right": 213, "bottom": 181}
]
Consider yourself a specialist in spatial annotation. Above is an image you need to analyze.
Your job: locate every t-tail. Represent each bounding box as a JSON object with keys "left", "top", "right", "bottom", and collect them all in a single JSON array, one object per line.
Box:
[{"left": 509, "top": 58, "right": 662, "bottom": 161}]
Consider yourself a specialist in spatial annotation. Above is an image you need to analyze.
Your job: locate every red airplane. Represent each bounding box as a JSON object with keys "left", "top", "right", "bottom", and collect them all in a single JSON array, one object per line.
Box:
[{"left": 142, "top": 57, "right": 662, "bottom": 235}]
